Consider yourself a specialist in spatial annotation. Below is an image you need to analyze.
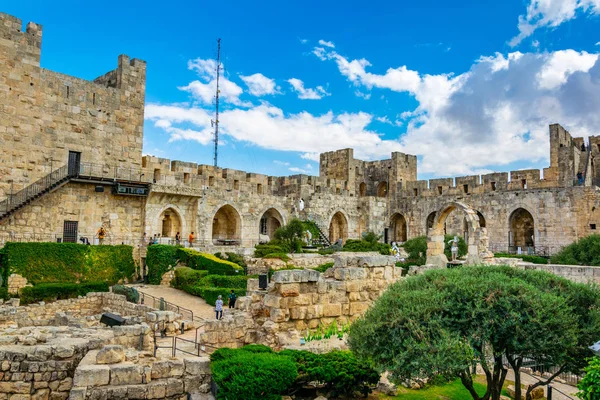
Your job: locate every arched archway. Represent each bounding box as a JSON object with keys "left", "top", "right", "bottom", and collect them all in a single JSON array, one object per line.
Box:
[
  {"left": 477, "top": 211, "right": 486, "bottom": 228},
  {"left": 426, "top": 202, "right": 491, "bottom": 267},
  {"left": 359, "top": 182, "right": 366, "bottom": 197},
  {"left": 259, "top": 208, "right": 284, "bottom": 241},
  {"left": 390, "top": 213, "right": 408, "bottom": 243},
  {"left": 426, "top": 211, "right": 436, "bottom": 231},
  {"left": 158, "top": 207, "right": 183, "bottom": 238},
  {"left": 212, "top": 204, "right": 242, "bottom": 244},
  {"left": 377, "top": 182, "right": 388, "bottom": 197},
  {"left": 329, "top": 211, "right": 348, "bottom": 244},
  {"left": 509, "top": 208, "right": 535, "bottom": 249}
]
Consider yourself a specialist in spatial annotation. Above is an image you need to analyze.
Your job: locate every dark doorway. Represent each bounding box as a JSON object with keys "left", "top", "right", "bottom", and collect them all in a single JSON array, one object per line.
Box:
[
  {"left": 384, "top": 228, "right": 389, "bottom": 244},
  {"left": 63, "top": 221, "right": 79, "bottom": 243},
  {"left": 68, "top": 151, "right": 81, "bottom": 176}
]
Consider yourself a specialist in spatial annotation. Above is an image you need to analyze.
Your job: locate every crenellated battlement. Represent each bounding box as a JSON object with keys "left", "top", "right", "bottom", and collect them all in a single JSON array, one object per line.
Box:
[{"left": 0, "top": 13, "right": 43, "bottom": 66}]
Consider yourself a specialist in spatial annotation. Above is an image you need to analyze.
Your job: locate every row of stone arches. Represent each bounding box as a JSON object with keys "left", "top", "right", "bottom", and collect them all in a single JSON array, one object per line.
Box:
[
  {"left": 358, "top": 182, "right": 388, "bottom": 197},
  {"left": 390, "top": 207, "right": 535, "bottom": 249},
  {"left": 157, "top": 205, "right": 351, "bottom": 246}
]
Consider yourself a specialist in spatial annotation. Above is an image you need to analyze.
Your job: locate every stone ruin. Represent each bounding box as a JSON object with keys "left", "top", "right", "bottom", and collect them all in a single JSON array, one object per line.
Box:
[{"left": 0, "top": 292, "right": 212, "bottom": 400}]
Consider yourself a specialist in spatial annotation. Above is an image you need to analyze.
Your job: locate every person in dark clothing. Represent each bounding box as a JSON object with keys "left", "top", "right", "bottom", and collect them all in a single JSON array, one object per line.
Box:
[
  {"left": 581, "top": 143, "right": 586, "bottom": 151},
  {"left": 228, "top": 290, "right": 237, "bottom": 309}
]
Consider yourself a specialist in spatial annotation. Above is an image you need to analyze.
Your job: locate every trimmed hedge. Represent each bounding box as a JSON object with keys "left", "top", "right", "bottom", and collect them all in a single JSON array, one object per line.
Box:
[
  {"left": 146, "top": 245, "right": 179, "bottom": 285},
  {"left": 342, "top": 239, "right": 391, "bottom": 255},
  {"left": 254, "top": 244, "right": 288, "bottom": 258},
  {"left": 2, "top": 242, "right": 135, "bottom": 285},
  {"left": 176, "top": 248, "right": 243, "bottom": 275},
  {"left": 211, "top": 351, "right": 297, "bottom": 400},
  {"left": 183, "top": 286, "right": 246, "bottom": 306},
  {"left": 0, "top": 287, "right": 9, "bottom": 301},
  {"left": 494, "top": 253, "right": 548, "bottom": 264},
  {"left": 263, "top": 252, "right": 290, "bottom": 261},
  {"left": 173, "top": 267, "right": 209, "bottom": 287},
  {"left": 20, "top": 282, "right": 109, "bottom": 305},
  {"left": 199, "top": 275, "right": 249, "bottom": 289}
]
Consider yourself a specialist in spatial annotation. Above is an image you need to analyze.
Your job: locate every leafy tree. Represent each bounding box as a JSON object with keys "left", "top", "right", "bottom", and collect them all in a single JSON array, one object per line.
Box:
[
  {"left": 348, "top": 266, "right": 600, "bottom": 400},
  {"left": 577, "top": 357, "right": 600, "bottom": 399},
  {"left": 550, "top": 234, "right": 600, "bottom": 265},
  {"left": 274, "top": 218, "right": 305, "bottom": 253}
]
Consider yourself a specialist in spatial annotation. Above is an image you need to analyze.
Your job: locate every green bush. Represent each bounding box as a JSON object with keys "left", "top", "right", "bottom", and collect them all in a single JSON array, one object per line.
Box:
[
  {"left": 224, "top": 252, "right": 247, "bottom": 271},
  {"left": 2, "top": 242, "right": 136, "bottom": 285},
  {"left": 550, "top": 234, "right": 600, "bottom": 265},
  {"left": 0, "top": 287, "right": 9, "bottom": 301},
  {"left": 112, "top": 284, "right": 139, "bottom": 303},
  {"left": 199, "top": 274, "right": 249, "bottom": 289},
  {"left": 317, "top": 248, "right": 337, "bottom": 255},
  {"left": 342, "top": 239, "right": 391, "bottom": 255},
  {"left": 577, "top": 357, "right": 600, "bottom": 399},
  {"left": 401, "top": 235, "right": 468, "bottom": 265},
  {"left": 146, "top": 245, "right": 179, "bottom": 284},
  {"left": 212, "top": 351, "right": 297, "bottom": 400},
  {"left": 254, "top": 244, "right": 288, "bottom": 258},
  {"left": 173, "top": 267, "right": 208, "bottom": 288},
  {"left": 313, "top": 262, "right": 334, "bottom": 273},
  {"left": 182, "top": 286, "right": 247, "bottom": 306},
  {"left": 263, "top": 252, "right": 290, "bottom": 261},
  {"left": 20, "top": 282, "right": 109, "bottom": 305},
  {"left": 211, "top": 344, "right": 273, "bottom": 362},
  {"left": 279, "top": 349, "right": 380, "bottom": 398},
  {"left": 494, "top": 253, "right": 548, "bottom": 264},
  {"left": 176, "top": 248, "right": 243, "bottom": 275}
]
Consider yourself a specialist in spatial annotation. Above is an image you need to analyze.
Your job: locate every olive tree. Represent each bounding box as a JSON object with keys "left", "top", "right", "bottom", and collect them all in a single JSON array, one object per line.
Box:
[{"left": 348, "top": 266, "right": 600, "bottom": 400}]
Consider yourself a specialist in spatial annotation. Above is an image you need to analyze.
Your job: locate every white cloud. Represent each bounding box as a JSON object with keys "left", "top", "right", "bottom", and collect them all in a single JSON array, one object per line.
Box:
[
  {"left": 510, "top": 0, "right": 600, "bottom": 47},
  {"left": 597, "top": 41, "right": 600, "bottom": 45},
  {"left": 240, "top": 73, "right": 280, "bottom": 96},
  {"left": 536, "top": 50, "right": 598, "bottom": 89},
  {"left": 289, "top": 167, "right": 311, "bottom": 174},
  {"left": 273, "top": 160, "right": 290, "bottom": 166},
  {"left": 287, "top": 78, "right": 331, "bottom": 100},
  {"left": 300, "top": 152, "right": 320, "bottom": 162},
  {"left": 312, "top": 47, "right": 328, "bottom": 61},
  {"left": 532, "top": 40, "right": 540, "bottom": 48},
  {"left": 300, "top": 38, "right": 308, "bottom": 44},
  {"left": 182, "top": 58, "right": 247, "bottom": 106},
  {"left": 355, "top": 90, "right": 371, "bottom": 99},
  {"left": 318, "top": 39, "right": 335, "bottom": 48},
  {"left": 376, "top": 116, "right": 403, "bottom": 127}
]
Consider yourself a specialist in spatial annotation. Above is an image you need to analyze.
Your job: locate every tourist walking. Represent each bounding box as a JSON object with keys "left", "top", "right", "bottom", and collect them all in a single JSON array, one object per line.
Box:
[
  {"left": 188, "top": 232, "right": 194, "bottom": 247},
  {"left": 577, "top": 171, "right": 584, "bottom": 185},
  {"left": 228, "top": 290, "right": 237, "bottom": 309},
  {"left": 175, "top": 231, "right": 181, "bottom": 246},
  {"left": 215, "top": 295, "right": 223, "bottom": 319},
  {"left": 96, "top": 226, "right": 106, "bottom": 245}
]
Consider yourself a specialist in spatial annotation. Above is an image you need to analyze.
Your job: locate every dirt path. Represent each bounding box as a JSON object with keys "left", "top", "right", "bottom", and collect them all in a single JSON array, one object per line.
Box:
[
  {"left": 129, "top": 284, "right": 217, "bottom": 320},
  {"left": 504, "top": 369, "right": 578, "bottom": 398}
]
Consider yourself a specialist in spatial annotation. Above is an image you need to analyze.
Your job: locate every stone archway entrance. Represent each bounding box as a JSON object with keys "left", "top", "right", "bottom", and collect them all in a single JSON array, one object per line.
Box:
[
  {"left": 159, "top": 208, "right": 182, "bottom": 238},
  {"left": 426, "top": 201, "right": 492, "bottom": 267},
  {"left": 390, "top": 213, "right": 408, "bottom": 243},
  {"left": 509, "top": 208, "right": 535, "bottom": 251},
  {"left": 329, "top": 211, "right": 348, "bottom": 244},
  {"left": 259, "top": 208, "right": 284, "bottom": 241},
  {"left": 212, "top": 205, "right": 242, "bottom": 245}
]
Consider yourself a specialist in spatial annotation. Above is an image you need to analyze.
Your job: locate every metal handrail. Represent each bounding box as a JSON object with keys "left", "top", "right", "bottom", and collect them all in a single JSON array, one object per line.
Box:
[{"left": 137, "top": 290, "right": 196, "bottom": 322}]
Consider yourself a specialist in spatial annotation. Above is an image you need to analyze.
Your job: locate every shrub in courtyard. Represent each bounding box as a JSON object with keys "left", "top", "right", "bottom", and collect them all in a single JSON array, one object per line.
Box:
[
  {"left": 577, "top": 357, "right": 600, "bottom": 399},
  {"left": 176, "top": 248, "right": 243, "bottom": 275},
  {"left": 550, "top": 234, "right": 600, "bottom": 265},
  {"left": 20, "top": 282, "right": 109, "bottom": 305},
  {"left": 145, "top": 245, "right": 179, "bottom": 284},
  {"left": 211, "top": 350, "right": 297, "bottom": 400},
  {"left": 199, "top": 274, "right": 249, "bottom": 289},
  {"left": 2, "top": 242, "right": 135, "bottom": 285},
  {"left": 349, "top": 266, "right": 600, "bottom": 400},
  {"left": 0, "top": 287, "right": 9, "bottom": 301},
  {"left": 173, "top": 267, "right": 208, "bottom": 288},
  {"left": 111, "top": 284, "right": 139, "bottom": 303},
  {"left": 342, "top": 231, "right": 391, "bottom": 255},
  {"left": 273, "top": 218, "right": 305, "bottom": 253},
  {"left": 279, "top": 349, "right": 380, "bottom": 398},
  {"left": 494, "top": 253, "right": 548, "bottom": 264},
  {"left": 263, "top": 252, "right": 290, "bottom": 261},
  {"left": 183, "top": 287, "right": 246, "bottom": 306}
]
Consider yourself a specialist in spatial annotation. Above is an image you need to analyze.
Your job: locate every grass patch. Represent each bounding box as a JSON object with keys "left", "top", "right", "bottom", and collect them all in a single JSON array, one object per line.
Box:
[{"left": 380, "top": 376, "right": 511, "bottom": 400}]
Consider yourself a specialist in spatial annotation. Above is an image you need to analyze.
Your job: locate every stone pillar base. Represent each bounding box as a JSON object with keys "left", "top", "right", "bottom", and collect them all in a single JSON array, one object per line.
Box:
[{"left": 425, "top": 254, "right": 449, "bottom": 269}]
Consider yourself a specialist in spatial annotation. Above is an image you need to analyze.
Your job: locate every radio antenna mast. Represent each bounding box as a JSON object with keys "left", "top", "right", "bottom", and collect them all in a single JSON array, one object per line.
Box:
[{"left": 212, "top": 38, "right": 222, "bottom": 167}]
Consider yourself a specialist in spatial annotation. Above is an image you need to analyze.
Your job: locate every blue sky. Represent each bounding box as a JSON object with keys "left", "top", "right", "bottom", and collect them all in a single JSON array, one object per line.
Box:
[{"left": 4, "top": 0, "right": 600, "bottom": 179}]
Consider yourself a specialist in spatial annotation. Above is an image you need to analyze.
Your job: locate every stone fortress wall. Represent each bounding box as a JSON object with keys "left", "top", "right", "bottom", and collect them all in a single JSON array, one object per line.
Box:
[{"left": 1, "top": 11, "right": 600, "bottom": 259}]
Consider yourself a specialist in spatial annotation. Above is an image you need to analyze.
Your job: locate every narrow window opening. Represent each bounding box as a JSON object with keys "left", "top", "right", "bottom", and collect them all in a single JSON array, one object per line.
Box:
[
  {"left": 153, "top": 169, "right": 161, "bottom": 183},
  {"left": 437, "top": 186, "right": 443, "bottom": 195},
  {"left": 234, "top": 180, "right": 240, "bottom": 190},
  {"left": 336, "top": 187, "right": 341, "bottom": 194},
  {"left": 413, "top": 188, "right": 418, "bottom": 196},
  {"left": 209, "top": 176, "right": 215, "bottom": 187},
  {"left": 257, "top": 184, "right": 263, "bottom": 194},
  {"left": 183, "top": 173, "right": 190, "bottom": 184},
  {"left": 92, "top": 93, "right": 96, "bottom": 105},
  {"left": 591, "top": 224, "right": 597, "bottom": 230},
  {"left": 521, "top": 179, "right": 527, "bottom": 189},
  {"left": 65, "top": 85, "right": 70, "bottom": 98},
  {"left": 491, "top": 182, "right": 497, "bottom": 191},
  {"left": 316, "top": 186, "right": 321, "bottom": 193},
  {"left": 463, "top": 184, "right": 469, "bottom": 194}
]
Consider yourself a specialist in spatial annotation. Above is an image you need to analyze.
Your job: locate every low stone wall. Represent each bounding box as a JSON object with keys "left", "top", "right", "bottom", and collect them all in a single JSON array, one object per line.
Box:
[
  {"left": 516, "top": 262, "right": 600, "bottom": 284},
  {"left": 245, "top": 254, "right": 335, "bottom": 275}
]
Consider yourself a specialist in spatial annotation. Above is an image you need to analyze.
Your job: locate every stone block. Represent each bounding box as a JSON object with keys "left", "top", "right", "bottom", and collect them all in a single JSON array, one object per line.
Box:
[
  {"left": 165, "top": 378, "right": 184, "bottom": 397},
  {"left": 73, "top": 365, "right": 110, "bottom": 387},
  {"left": 349, "top": 302, "right": 370, "bottom": 315},
  {"left": 279, "top": 283, "right": 300, "bottom": 297},
  {"left": 146, "top": 381, "right": 166, "bottom": 399},
  {"left": 96, "top": 346, "right": 125, "bottom": 365},
  {"left": 270, "top": 308, "right": 287, "bottom": 322},
  {"left": 184, "top": 357, "right": 211, "bottom": 375},
  {"left": 323, "top": 303, "right": 342, "bottom": 317},
  {"left": 109, "top": 364, "right": 143, "bottom": 385},
  {"left": 335, "top": 267, "right": 368, "bottom": 280},
  {"left": 67, "top": 387, "right": 86, "bottom": 400}
]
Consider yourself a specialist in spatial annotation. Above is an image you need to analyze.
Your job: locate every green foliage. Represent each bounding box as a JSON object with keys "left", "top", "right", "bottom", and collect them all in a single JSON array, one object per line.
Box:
[
  {"left": 342, "top": 237, "right": 391, "bottom": 255},
  {"left": 400, "top": 235, "right": 467, "bottom": 265},
  {"left": 211, "top": 344, "right": 273, "bottom": 362},
  {"left": 146, "top": 245, "right": 179, "bottom": 284},
  {"left": 317, "top": 248, "right": 337, "bottom": 255},
  {"left": 301, "top": 220, "right": 321, "bottom": 243},
  {"left": 313, "top": 262, "right": 334, "bottom": 273},
  {"left": 211, "top": 351, "right": 297, "bottom": 400},
  {"left": 20, "top": 282, "right": 109, "bottom": 305},
  {"left": 224, "top": 252, "right": 247, "bottom": 270},
  {"left": 393, "top": 377, "right": 500, "bottom": 400},
  {"left": 199, "top": 274, "right": 249, "bottom": 289},
  {"left": 173, "top": 267, "right": 208, "bottom": 288},
  {"left": 254, "top": 244, "right": 288, "bottom": 258},
  {"left": 2, "top": 242, "right": 135, "bottom": 285},
  {"left": 279, "top": 349, "right": 379, "bottom": 398},
  {"left": 349, "top": 266, "right": 600, "bottom": 400},
  {"left": 111, "top": 284, "right": 139, "bottom": 303},
  {"left": 274, "top": 218, "right": 305, "bottom": 253},
  {"left": 182, "top": 286, "right": 246, "bottom": 306},
  {"left": 263, "top": 252, "right": 290, "bottom": 261},
  {"left": 577, "top": 357, "right": 600, "bottom": 399},
  {"left": 0, "top": 287, "right": 9, "bottom": 301},
  {"left": 494, "top": 253, "right": 548, "bottom": 264},
  {"left": 551, "top": 234, "right": 600, "bottom": 265},
  {"left": 176, "top": 248, "right": 243, "bottom": 275}
]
